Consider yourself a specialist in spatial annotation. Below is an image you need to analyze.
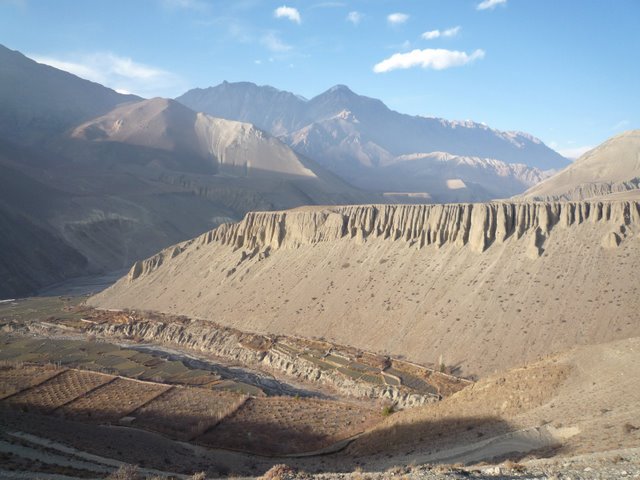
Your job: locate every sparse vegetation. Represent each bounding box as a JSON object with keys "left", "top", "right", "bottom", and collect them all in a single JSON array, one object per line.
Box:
[
  {"left": 261, "top": 464, "right": 296, "bottom": 480},
  {"left": 106, "top": 464, "right": 139, "bottom": 480},
  {"left": 198, "top": 396, "right": 378, "bottom": 455},
  {"left": 381, "top": 405, "right": 395, "bottom": 417},
  {"left": 133, "top": 387, "right": 247, "bottom": 440}
]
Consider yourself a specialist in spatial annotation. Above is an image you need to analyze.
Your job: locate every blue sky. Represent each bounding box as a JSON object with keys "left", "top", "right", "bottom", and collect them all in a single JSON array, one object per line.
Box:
[{"left": 1, "top": 0, "right": 638, "bottom": 158}]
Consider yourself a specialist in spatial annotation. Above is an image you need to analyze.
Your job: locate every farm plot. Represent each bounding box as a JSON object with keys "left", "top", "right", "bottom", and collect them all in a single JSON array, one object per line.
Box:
[
  {"left": 0, "top": 333, "right": 221, "bottom": 388},
  {"left": 132, "top": 386, "right": 246, "bottom": 440},
  {"left": 385, "top": 367, "right": 439, "bottom": 396},
  {"left": 197, "top": 397, "right": 379, "bottom": 455},
  {"left": 170, "top": 368, "right": 220, "bottom": 387},
  {"left": 59, "top": 377, "right": 170, "bottom": 423},
  {"left": 3, "top": 369, "right": 113, "bottom": 413},
  {"left": 0, "top": 363, "right": 62, "bottom": 399},
  {"left": 0, "top": 296, "right": 85, "bottom": 324}
]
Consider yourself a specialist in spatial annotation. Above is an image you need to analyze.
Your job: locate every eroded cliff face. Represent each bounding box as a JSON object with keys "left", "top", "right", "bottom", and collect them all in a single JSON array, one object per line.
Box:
[
  {"left": 92, "top": 201, "right": 640, "bottom": 376},
  {"left": 128, "top": 201, "right": 640, "bottom": 281},
  {"left": 86, "top": 318, "right": 448, "bottom": 408},
  {"left": 527, "top": 179, "right": 640, "bottom": 202}
]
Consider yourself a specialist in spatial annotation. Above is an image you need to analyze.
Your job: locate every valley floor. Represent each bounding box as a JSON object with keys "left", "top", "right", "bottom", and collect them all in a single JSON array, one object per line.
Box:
[{"left": 0, "top": 294, "right": 639, "bottom": 479}]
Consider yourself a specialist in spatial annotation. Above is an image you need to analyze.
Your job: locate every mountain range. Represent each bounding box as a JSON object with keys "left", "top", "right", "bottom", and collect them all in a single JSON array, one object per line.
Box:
[
  {"left": 3, "top": 41, "right": 636, "bottom": 299},
  {"left": 0, "top": 45, "right": 371, "bottom": 298},
  {"left": 177, "top": 81, "right": 569, "bottom": 200}
]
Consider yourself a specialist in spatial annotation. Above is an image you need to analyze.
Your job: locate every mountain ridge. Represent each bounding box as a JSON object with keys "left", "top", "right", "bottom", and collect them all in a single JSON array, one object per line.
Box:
[
  {"left": 0, "top": 46, "right": 378, "bottom": 298},
  {"left": 521, "top": 129, "right": 640, "bottom": 201},
  {"left": 176, "top": 81, "right": 569, "bottom": 172},
  {"left": 0, "top": 44, "right": 139, "bottom": 145}
]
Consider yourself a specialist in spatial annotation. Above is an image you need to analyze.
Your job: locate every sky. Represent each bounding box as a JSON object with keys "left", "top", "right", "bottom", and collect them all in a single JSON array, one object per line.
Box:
[{"left": 1, "top": 0, "right": 639, "bottom": 158}]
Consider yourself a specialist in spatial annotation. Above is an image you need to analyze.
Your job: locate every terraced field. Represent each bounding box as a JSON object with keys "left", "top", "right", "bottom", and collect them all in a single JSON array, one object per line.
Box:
[
  {"left": 58, "top": 377, "right": 170, "bottom": 422},
  {"left": 197, "top": 396, "right": 379, "bottom": 455},
  {"left": 274, "top": 338, "right": 463, "bottom": 398},
  {"left": 0, "top": 296, "right": 86, "bottom": 325},
  {"left": 132, "top": 386, "right": 246, "bottom": 440},
  {"left": 2, "top": 297, "right": 470, "bottom": 403},
  {"left": 0, "top": 363, "right": 384, "bottom": 457},
  {"left": 3, "top": 369, "right": 112, "bottom": 413},
  {"left": 0, "top": 333, "right": 224, "bottom": 390},
  {"left": 0, "top": 363, "right": 61, "bottom": 399}
]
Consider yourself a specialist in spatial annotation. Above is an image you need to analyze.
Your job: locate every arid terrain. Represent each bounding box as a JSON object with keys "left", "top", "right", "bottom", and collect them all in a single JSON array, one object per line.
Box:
[
  {"left": 0, "top": 294, "right": 639, "bottom": 479},
  {"left": 90, "top": 199, "right": 640, "bottom": 377},
  {"left": 1, "top": 5, "right": 639, "bottom": 476}
]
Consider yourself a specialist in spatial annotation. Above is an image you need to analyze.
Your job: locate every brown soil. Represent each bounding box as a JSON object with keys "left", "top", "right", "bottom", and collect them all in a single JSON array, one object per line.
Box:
[
  {"left": 58, "top": 377, "right": 170, "bottom": 422},
  {"left": 132, "top": 386, "right": 246, "bottom": 440},
  {"left": 3, "top": 369, "right": 112, "bottom": 413},
  {"left": 197, "top": 396, "right": 379, "bottom": 455},
  {"left": 0, "top": 363, "right": 62, "bottom": 399}
]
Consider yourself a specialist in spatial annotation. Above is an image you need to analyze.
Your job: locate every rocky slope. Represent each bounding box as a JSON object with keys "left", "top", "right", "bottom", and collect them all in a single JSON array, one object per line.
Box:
[
  {"left": 90, "top": 200, "right": 640, "bottom": 376},
  {"left": 522, "top": 130, "right": 640, "bottom": 200},
  {"left": 282, "top": 113, "right": 550, "bottom": 201},
  {"left": 71, "top": 97, "right": 317, "bottom": 178}
]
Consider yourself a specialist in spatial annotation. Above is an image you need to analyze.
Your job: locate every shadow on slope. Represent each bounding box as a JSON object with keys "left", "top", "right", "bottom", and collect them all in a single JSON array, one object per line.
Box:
[{"left": 0, "top": 403, "right": 520, "bottom": 478}]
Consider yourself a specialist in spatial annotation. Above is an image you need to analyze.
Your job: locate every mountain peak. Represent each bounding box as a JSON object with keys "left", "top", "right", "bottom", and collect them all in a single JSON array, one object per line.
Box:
[{"left": 327, "top": 84, "right": 354, "bottom": 95}]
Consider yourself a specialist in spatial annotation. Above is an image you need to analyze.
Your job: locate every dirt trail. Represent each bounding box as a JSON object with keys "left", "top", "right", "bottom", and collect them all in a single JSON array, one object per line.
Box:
[{"left": 2, "top": 431, "right": 185, "bottom": 479}]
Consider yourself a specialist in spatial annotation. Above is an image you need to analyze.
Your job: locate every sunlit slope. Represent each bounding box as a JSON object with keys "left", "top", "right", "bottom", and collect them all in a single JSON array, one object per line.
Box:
[
  {"left": 90, "top": 201, "right": 640, "bottom": 376},
  {"left": 523, "top": 130, "right": 640, "bottom": 200}
]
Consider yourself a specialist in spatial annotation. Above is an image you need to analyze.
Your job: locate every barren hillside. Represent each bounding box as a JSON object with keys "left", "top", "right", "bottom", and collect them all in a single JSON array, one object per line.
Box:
[
  {"left": 347, "top": 336, "right": 640, "bottom": 464},
  {"left": 90, "top": 200, "right": 640, "bottom": 376},
  {"left": 522, "top": 130, "right": 640, "bottom": 200}
]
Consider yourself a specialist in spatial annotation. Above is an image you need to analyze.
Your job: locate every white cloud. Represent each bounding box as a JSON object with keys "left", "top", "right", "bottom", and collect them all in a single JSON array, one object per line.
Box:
[
  {"left": 443, "top": 26, "right": 461, "bottom": 37},
  {"left": 387, "top": 13, "right": 409, "bottom": 25},
  {"left": 274, "top": 5, "right": 301, "bottom": 24},
  {"left": 261, "top": 32, "right": 293, "bottom": 52},
  {"left": 422, "top": 26, "right": 461, "bottom": 40},
  {"left": 422, "top": 30, "right": 441, "bottom": 40},
  {"left": 373, "top": 48, "right": 485, "bottom": 73},
  {"left": 346, "top": 11, "right": 362, "bottom": 25},
  {"left": 29, "top": 52, "right": 186, "bottom": 98},
  {"left": 557, "top": 145, "right": 594, "bottom": 160},
  {"left": 477, "top": 0, "right": 507, "bottom": 10}
]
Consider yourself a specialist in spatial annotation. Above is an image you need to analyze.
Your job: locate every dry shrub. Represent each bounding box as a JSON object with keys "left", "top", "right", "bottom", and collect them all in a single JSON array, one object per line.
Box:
[
  {"left": 381, "top": 404, "right": 395, "bottom": 417},
  {"left": 261, "top": 464, "right": 296, "bottom": 480},
  {"left": 622, "top": 423, "right": 638, "bottom": 434},
  {"left": 107, "top": 464, "right": 140, "bottom": 480},
  {"left": 385, "top": 465, "right": 409, "bottom": 475},
  {"left": 502, "top": 459, "right": 526, "bottom": 473}
]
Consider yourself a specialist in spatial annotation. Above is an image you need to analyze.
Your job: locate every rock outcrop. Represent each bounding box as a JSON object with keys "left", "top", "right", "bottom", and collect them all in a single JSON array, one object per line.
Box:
[
  {"left": 130, "top": 201, "right": 640, "bottom": 281},
  {"left": 87, "top": 318, "right": 443, "bottom": 408}
]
